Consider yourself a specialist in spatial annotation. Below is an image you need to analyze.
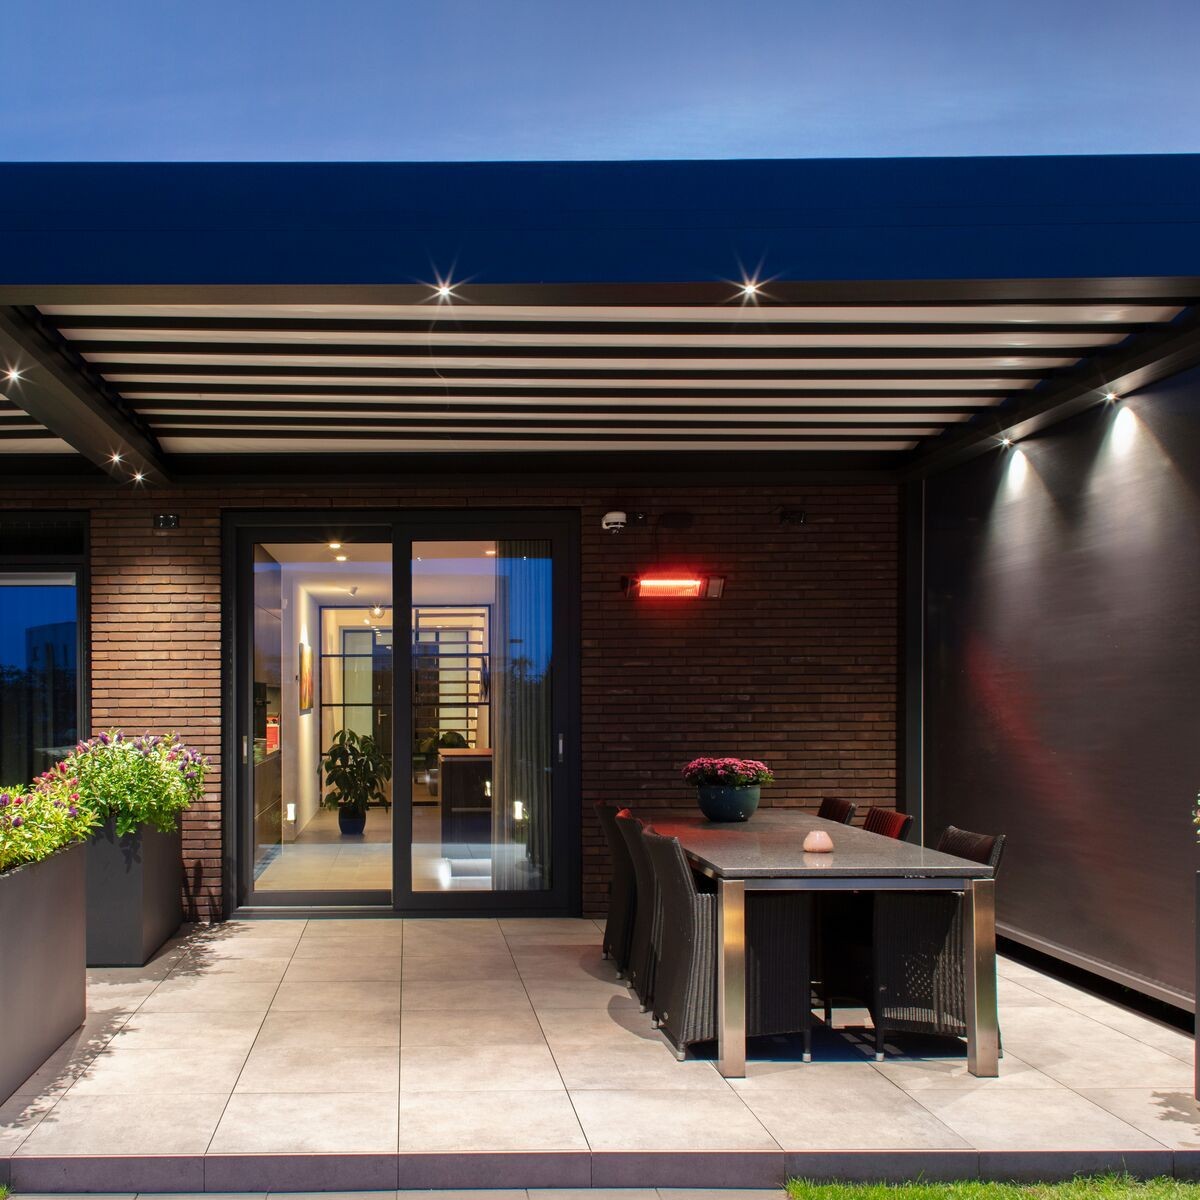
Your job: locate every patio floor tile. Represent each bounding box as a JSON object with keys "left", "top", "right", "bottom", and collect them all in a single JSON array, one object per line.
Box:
[
  {"left": 281, "top": 954, "right": 405, "bottom": 983},
  {"left": 270, "top": 980, "right": 402, "bottom": 1014},
  {"left": 236, "top": 1044, "right": 401, "bottom": 1093},
  {"left": 252, "top": 1009, "right": 402, "bottom": 1049},
  {"left": 137, "top": 976, "right": 280, "bottom": 1014},
  {"left": 400, "top": 1007, "right": 547, "bottom": 1047},
  {"left": 13, "top": 1092, "right": 228, "bottom": 1156},
  {"left": 870, "top": 1049, "right": 1066, "bottom": 1091},
  {"left": 108, "top": 1012, "right": 265, "bottom": 1051},
  {"left": 400, "top": 1041, "right": 563, "bottom": 1092},
  {"left": 733, "top": 1068, "right": 970, "bottom": 1151},
  {"left": 210, "top": 1091, "right": 400, "bottom": 1153},
  {"left": 998, "top": 1006, "right": 1195, "bottom": 1088},
  {"left": 550, "top": 1040, "right": 728, "bottom": 1091},
  {"left": 400, "top": 978, "right": 533, "bottom": 1011},
  {"left": 66, "top": 1045, "right": 250, "bottom": 1095},
  {"left": 8, "top": 1013, "right": 130, "bottom": 1099},
  {"left": 534, "top": 1007, "right": 662, "bottom": 1047},
  {"left": 1078, "top": 1087, "right": 1200, "bottom": 1149},
  {"left": 169, "top": 953, "right": 294, "bottom": 981},
  {"left": 0, "top": 1092, "right": 57, "bottom": 1155},
  {"left": 914, "top": 1087, "right": 1164, "bottom": 1150},
  {"left": 524, "top": 978, "right": 642, "bottom": 1010},
  {"left": 395, "top": 1089, "right": 587, "bottom": 1151},
  {"left": 399, "top": 955, "right": 521, "bottom": 982},
  {"left": 569, "top": 1089, "right": 780, "bottom": 1151}
]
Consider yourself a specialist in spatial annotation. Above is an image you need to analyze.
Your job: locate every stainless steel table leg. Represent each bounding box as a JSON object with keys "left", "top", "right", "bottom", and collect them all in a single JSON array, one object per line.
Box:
[
  {"left": 716, "top": 877, "right": 747, "bottom": 1078},
  {"left": 964, "top": 877, "right": 999, "bottom": 1077}
]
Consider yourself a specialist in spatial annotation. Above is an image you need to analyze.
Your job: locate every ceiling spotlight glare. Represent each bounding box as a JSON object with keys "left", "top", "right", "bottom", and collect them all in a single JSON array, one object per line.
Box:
[
  {"left": 1103, "top": 390, "right": 1118, "bottom": 403},
  {"left": 132, "top": 470, "right": 145, "bottom": 484},
  {"left": 740, "top": 280, "right": 760, "bottom": 298},
  {"left": 335, "top": 554, "right": 348, "bottom": 562},
  {"left": 370, "top": 604, "right": 385, "bottom": 618},
  {"left": 328, "top": 541, "right": 342, "bottom": 550},
  {"left": 110, "top": 451, "right": 123, "bottom": 464},
  {"left": 435, "top": 282, "right": 453, "bottom": 300},
  {"left": 5, "top": 367, "right": 20, "bottom": 383},
  {"left": 1000, "top": 436, "right": 1013, "bottom": 448}
]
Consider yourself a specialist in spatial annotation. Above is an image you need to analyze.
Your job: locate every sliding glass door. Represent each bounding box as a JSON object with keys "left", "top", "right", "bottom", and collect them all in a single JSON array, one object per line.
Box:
[{"left": 231, "top": 510, "right": 578, "bottom": 915}]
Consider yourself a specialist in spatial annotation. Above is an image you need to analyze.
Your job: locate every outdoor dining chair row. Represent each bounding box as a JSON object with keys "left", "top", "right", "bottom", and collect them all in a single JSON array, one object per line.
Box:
[{"left": 595, "top": 800, "right": 1003, "bottom": 1063}]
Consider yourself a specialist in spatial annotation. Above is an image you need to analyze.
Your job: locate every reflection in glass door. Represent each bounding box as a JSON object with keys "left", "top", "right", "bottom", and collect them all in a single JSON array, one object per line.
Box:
[
  {"left": 410, "top": 539, "right": 554, "bottom": 894},
  {"left": 246, "top": 537, "right": 393, "bottom": 901}
]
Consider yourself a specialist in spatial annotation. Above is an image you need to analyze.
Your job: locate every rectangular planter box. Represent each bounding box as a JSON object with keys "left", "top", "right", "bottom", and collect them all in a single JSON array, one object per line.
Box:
[
  {"left": 87, "top": 818, "right": 183, "bottom": 967},
  {"left": 0, "top": 842, "right": 86, "bottom": 1104}
]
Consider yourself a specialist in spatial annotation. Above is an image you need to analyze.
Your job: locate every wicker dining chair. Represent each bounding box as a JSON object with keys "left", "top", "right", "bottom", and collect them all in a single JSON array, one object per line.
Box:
[
  {"left": 642, "top": 828, "right": 814, "bottom": 1061},
  {"left": 817, "top": 797, "right": 857, "bottom": 825},
  {"left": 615, "top": 810, "right": 660, "bottom": 1010},
  {"left": 869, "top": 825, "right": 1007, "bottom": 1059},
  {"left": 594, "top": 802, "right": 637, "bottom": 975},
  {"left": 861, "top": 807, "right": 914, "bottom": 840}
]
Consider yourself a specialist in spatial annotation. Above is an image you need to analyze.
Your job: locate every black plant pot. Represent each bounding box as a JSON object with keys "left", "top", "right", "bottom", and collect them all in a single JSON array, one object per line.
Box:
[
  {"left": 87, "top": 817, "right": 183, "bottom": 967},
  {"left": 696, "top": 783, "right": 761, "bottom": 822},
  {"left": 338, "top": 807, "right": 367, "bottom": 836},
  {"left": 0, "top": 843, "right": 86, "bottom": 1104}
]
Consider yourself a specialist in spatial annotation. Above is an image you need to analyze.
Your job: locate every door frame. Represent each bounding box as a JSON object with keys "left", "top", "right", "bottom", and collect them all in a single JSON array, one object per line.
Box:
[{"left": 221, "top": 508, "right": 581, "bottom": 917}]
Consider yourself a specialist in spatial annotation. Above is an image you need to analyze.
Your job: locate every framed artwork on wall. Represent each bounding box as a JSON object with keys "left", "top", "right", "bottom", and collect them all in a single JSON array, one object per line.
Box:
[{"left": 298, "top": 643, "right": 313, "bottom": 712}]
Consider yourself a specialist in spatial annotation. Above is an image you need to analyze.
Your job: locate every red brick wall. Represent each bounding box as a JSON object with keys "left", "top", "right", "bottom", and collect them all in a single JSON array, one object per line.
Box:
[{"left": 1, "top": 480, "right": 899, "bottom": 920}]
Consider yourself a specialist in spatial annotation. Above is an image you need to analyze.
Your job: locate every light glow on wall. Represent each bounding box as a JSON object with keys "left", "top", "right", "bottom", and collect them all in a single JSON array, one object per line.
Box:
[{"left": 1112, "top": 405, "right": 1138, "bottom": 457}]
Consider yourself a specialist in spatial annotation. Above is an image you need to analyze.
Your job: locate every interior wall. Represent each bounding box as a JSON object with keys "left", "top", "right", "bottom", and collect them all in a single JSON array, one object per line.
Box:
[
  {"left": 280, "top": 570, "right": 321, "bottom": 837},
  {"left": 923, "top": 365, "right": 1200, "bottom": 1007}
]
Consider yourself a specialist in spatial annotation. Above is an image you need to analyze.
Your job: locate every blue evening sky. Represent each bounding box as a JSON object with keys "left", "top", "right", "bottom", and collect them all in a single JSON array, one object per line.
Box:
[{"left": 1, "top": 0, "right": 1197, "bottom": 160}]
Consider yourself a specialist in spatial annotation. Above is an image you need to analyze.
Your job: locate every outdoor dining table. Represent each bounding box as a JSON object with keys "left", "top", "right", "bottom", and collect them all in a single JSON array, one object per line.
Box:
[{"left": 644, "top": 809, "right": 999, "bottom": 1079}]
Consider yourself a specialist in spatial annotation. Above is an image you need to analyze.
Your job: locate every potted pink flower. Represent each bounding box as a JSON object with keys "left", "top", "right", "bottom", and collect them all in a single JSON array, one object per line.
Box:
[{"left": 682, "top": 756, "right": 774, "bottom": 822}]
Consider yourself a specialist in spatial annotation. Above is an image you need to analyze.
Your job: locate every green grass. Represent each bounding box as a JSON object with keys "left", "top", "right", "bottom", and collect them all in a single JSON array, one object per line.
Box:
[{"left": 786, "top": 1176, "right": 1200, "bottom": 1200}]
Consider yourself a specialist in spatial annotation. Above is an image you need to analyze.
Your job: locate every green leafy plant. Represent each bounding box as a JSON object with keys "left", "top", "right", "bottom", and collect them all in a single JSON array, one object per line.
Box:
[
  {"left": 322, "top": 728, "right": 392, "bottom": 817},
  {"left": 417, "top": 729, "right": 468, "bottom": 768},
  {"left": 56, "top": 731, "right": 208, "bottom": 837},
  {"left": 0, "top": 778, "right": 98, "bottom": 874}
]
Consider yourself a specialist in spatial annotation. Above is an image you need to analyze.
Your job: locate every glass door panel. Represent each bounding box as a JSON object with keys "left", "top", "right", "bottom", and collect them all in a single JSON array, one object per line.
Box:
[
  {"left": 410, "top": 538, "right": 554, "bottom": 894},
  {"left": 247, "top": 537, "right": 392, "bottom": 901}
]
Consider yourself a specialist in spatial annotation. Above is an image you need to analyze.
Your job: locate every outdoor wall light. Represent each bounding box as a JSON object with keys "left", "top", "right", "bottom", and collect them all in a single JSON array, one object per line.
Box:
[
  {"left": 623, "top": 573, "right": 726, "bottom": 599},
  {"left": 152, "top": 513, "right": 180, "bottom": 530}
]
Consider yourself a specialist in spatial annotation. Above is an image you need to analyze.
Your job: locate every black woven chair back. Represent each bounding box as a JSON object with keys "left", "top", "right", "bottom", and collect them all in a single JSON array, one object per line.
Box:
[
  {"left": 594, "top": 802, "right": 637, "bottom": 972},
  {"left": 937, "top": 824, "right": 1006, "bottom": 871},
  {"left": 817, "top": 797, "right": 857, "bottom": 825},
  {"left": 862, "top": 807, "right": 913, "bottom": 840},
  {"left": 615, "top": 810, "right": 659, "bottom": 1007}
]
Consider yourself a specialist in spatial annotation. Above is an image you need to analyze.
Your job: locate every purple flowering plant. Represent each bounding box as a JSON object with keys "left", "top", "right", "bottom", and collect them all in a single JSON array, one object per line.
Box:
[
  {"left": 0, "top": 777, "right": 98, "bottom": 874},
  {"left": 56, "top": 731, "right": 209, "bottom": 837},
  {"left": 682, "top": 757, "right": 774, "bottom": 787}
]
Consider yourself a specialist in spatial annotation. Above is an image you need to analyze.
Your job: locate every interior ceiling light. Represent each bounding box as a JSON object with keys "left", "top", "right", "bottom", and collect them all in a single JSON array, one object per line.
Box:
[
  {"left": 740, "top": 281, "right": 760, "bottom": 298},
  {"left": 1000, "top": 436, "right": 1013, "bottom": 448},
  {"left": 484, "top": 548, "right": 497, "bottom": 556},
  {"left": 1103, "top": 390, "right": 1119, "bottom": 402},
  {"left": 110, "top": 452, "right": 123, "bottom": 464},
  {"left": 624, "top": 573, "right": 726, "bottom": 599},
  {"left": 335, "top": 554, "right": 348, "bottom": 562},
  {"left": 328, "top": 541, "right": 342, "bottom": 550},
  {"left": 370, "top": 604, "right": 385, "bottom": 618},
  {"left": 6, "top": 367, "right": 21, "bottom": 382},
  {"left": 132, "top": 471, "right": 145, "bottom": 484}
]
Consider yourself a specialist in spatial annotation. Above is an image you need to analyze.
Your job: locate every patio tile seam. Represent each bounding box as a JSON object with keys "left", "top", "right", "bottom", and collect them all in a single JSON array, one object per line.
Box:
[
  {"left": 201, "top": 919, "right": 310, "bottom": 1157},
  {"left": 506, "top": 923, "right": 592, "bottom": 1156}
]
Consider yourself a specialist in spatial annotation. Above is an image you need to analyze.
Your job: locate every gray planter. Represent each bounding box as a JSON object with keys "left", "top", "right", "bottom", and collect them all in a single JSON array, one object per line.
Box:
[
  {"left": 87, "top": 818, "right": 183, "bottom": 967},
  {"left": 0, "top": 843, "right": 86, "bottom": 1104}
]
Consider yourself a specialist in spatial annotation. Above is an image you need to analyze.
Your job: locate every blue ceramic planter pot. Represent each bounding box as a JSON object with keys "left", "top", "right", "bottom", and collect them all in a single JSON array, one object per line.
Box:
[
  {"left": 338, "top": 808, "right": 367, "bottom": 836},
  {"left": 696, "top": 784, "right": 760, "bottom": 822}
]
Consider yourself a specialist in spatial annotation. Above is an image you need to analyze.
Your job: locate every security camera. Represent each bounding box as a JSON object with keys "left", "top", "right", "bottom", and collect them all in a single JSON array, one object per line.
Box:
[{"left": 601, "top": 511, "right": 627, "bottom": 534}]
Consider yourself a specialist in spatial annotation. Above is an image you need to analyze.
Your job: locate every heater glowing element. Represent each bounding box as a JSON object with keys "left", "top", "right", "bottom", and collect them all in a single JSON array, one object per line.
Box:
[{"left": 624, "top": 574, "right": 726, "bottom": 599}]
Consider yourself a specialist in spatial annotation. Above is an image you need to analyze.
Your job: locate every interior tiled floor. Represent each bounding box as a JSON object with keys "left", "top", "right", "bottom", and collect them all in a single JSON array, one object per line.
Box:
[{"left": 1, "top": 918, "right": 1195, "bottom": 1165}]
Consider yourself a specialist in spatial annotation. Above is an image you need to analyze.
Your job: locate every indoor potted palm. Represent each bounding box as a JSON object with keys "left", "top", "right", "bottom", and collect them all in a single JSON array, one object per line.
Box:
[
  {"left": 0, "top": 777, "right": 96, "bottom": 1102},
  {"left": 322, "top": 727, "right": 392, "bottom": 835},
  {"left": 682, "top": 756, "right": 774, "bottom": 822},
  {"left": 59, "top": 730, "right": 207, "bottom": 967}
]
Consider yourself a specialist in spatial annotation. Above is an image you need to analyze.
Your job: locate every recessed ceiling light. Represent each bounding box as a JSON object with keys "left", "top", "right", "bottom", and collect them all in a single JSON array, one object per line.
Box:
[
  {"left": 335, "top": 554, "right": 348, "bottom": 562},
  {"left": 434, "top": 282, "right": 454, "bottom": 300},
  {"left": 6, "top": 367, "right": 21, "bottom": 383},
  {"left": 484, "top": 549, "right": 497, "bottom": 556},
  {"left": 1000, "top": 436, "right": 1013, "bottom": 448},
  {"left": 132, "top": 470, "right": 145, "bottom": 483},
  {"left": 740, "top": 281, "right": 760, "bottom": 298},
  {"left": 110, "top": 451, "right": 123, "bottom": 464},
  {"left": 328, "top": 541, "right": 342, "bottom": 550},
  {"left": 1103, "top": 390, "right": 1118, "bottom": 402}
]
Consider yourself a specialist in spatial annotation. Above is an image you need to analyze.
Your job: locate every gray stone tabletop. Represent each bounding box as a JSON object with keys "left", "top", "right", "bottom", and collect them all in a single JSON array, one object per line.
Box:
[{"left": 639, "top": 808, "right": 994, "bottom": 879}]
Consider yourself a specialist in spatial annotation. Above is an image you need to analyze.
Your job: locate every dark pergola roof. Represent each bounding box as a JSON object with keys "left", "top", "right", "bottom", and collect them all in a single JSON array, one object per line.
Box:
[{"left": 1, "top": 156, "right": 1198, "bottom": 482}]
